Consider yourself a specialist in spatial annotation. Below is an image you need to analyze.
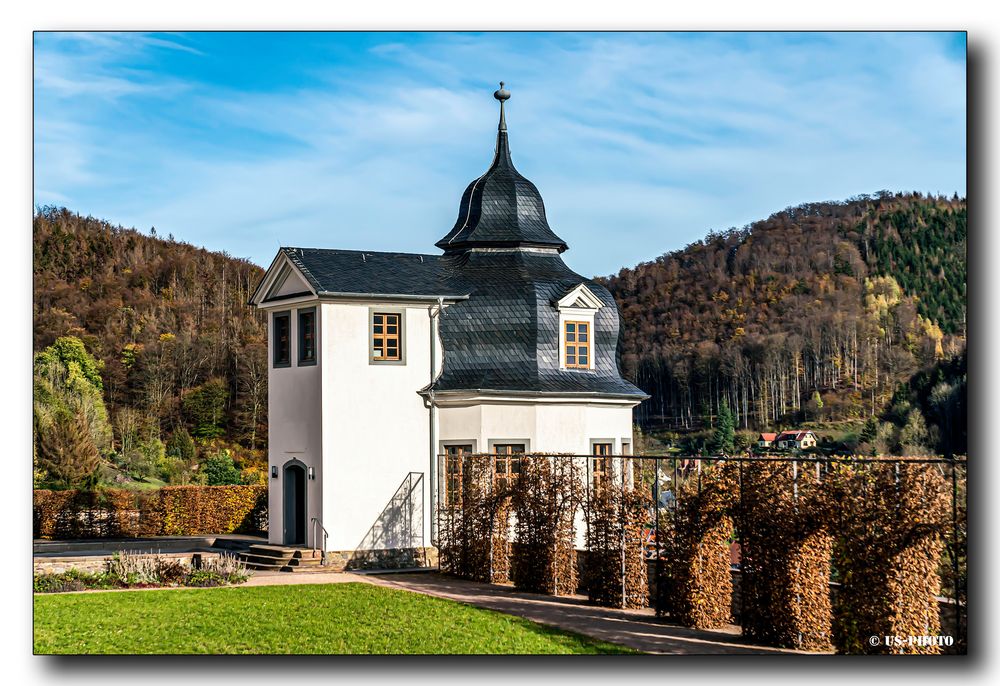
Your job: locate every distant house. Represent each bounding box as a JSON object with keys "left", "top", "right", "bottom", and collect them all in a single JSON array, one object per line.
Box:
[
  {"left": 773, "top": 430, "right": 818, "bottom": 451},
  {"left": 758, "top": 433, "right": 777, "bottom": 449}
]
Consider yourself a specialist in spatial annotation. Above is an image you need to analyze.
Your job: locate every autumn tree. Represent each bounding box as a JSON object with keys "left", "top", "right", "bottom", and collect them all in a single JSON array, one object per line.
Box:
[{"left": 33, "top": 336, "right": 111, "bottom": 464}]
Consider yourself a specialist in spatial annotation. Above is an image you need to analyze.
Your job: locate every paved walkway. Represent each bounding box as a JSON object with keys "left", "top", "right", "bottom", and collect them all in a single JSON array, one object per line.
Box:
[
  {"left": 361, "top": 572, "right": 815, "bottom": 655},
  {"left": 242, "top": 570, "right": 361, "bottom": 587}
]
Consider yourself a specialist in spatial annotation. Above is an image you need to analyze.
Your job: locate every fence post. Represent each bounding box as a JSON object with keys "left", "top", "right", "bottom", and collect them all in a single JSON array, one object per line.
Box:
[
  {"left": 738, "top": 459, "right": 745, "bottom": 626},
  {"left": 793, "top": 459, "right": 801, "bottom": 649},
  {"left": 952, "top": 459, "right": 960, "bottom": 645},
  {"left": 620, "top": 455, "right": 626, "bottom": 607},
  {"left": 654, "top": 457, "right": 661, "bottom": 614}
]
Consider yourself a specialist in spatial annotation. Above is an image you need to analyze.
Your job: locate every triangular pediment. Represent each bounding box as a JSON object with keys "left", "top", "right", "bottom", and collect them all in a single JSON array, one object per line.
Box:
[
  {"left": 250, "top": 251, "right": 318, "bottom": 306},
  {"left": 555, "top": 283, "right": 603, "bottom": 310}
]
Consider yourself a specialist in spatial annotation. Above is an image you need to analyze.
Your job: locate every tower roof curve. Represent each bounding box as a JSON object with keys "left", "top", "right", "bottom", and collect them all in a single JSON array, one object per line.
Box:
[{"left": 435, "top": 83, "right": 568, "bottom": 254}]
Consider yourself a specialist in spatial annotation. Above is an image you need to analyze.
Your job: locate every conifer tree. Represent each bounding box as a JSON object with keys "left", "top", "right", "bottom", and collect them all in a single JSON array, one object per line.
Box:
[
  {"left": 711, "top": 401, "right": 736, "bottom": 455},
  {"left": 35, "top": 410, "right": 100, "bottom": 489}
]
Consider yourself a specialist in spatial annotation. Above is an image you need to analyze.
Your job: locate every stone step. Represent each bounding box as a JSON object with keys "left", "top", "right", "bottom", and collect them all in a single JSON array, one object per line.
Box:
[
  {"left": 245, "top": 544, "right": 320, "bottom": 559},
  {"left": 238, "top": 546, "right": 326, "bottom": 572},
  {"left": 240, "top": 551, "right": 322, "bottom": 564}
]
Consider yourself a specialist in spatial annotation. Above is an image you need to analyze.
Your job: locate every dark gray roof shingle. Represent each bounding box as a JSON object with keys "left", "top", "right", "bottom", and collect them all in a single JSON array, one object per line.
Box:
[
  {"left": 435, "top": 131, "right": 568, "bottom": 253},
  {"left": 279, "top": 247, "right": 466, "bottom": 300}
]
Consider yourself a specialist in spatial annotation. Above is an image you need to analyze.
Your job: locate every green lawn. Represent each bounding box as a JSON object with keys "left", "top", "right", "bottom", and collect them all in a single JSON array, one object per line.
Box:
[{"left": 34, "top": 582, "right": 636, "bottom": 654}]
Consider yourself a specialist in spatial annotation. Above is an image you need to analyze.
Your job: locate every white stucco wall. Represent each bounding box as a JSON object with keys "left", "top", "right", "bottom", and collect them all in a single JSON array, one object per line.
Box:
[
  {"left": 438, "top": 401, "right": 634, "bottom": 455},
  {"left": 265, "top": 304, "right": 324, "bottom": 545},
  {"left": 320, "top": 301, "right": 436, "bottom": 552}
]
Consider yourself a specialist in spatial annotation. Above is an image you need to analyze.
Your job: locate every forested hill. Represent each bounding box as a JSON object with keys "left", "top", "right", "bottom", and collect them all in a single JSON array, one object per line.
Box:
[
  {"left": 600, "top": 192, "right": 966, "bottom": 452},
  {"left": 33, "top": 206, "right": 268, "bottom": 458}
]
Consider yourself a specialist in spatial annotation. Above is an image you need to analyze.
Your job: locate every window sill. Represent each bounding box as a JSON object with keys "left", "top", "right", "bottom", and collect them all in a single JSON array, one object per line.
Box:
[{"left": 297, "top": 358, "right": 317, "bottom": 367}]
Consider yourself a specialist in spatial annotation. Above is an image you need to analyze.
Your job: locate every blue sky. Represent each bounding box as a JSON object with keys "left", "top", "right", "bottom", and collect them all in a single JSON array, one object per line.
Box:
[{"left": 33, "top": 31, "right": 966, "bottom": 278}]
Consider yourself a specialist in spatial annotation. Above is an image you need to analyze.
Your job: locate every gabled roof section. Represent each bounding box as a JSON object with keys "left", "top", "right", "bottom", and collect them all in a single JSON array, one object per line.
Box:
[
  {"left": 554, "top": 283, "right": 604, "bottom": 310},
  {"left": 250, "top": 248, "right": 469, "bottom": 306},
  {"left": 249, "top": 250, "right": 317, "bottom": 306}
]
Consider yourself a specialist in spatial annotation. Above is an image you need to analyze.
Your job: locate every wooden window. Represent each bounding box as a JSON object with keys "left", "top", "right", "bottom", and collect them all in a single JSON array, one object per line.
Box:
[
  {"left": 564, "top": 320, "right": 591, "bottom": 369},
  {"left": 273, "top": 312, "right": 291, "bottom": 368},
  {"left": 372, "top": 312, "right": 401, "bottom": 361},
  {"left": 298, "top": 308, "right": 316, "bottom": 365},
  {"left": 591, "top": 442, "right": 612, "bottom": 491},
  {"left": 494, "top": 443, "right": 525, "bottom": 490},
  {"left": 444, "top": 444, "right": 472, "bottom": 506}
]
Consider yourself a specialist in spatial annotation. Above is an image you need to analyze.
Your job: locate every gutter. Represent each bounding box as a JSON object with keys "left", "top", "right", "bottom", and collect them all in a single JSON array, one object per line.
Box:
[
  {"left": 418, "top": 388, "right": 651, "bottom": 402},
  {"left": 318, "top": 290, "right": 469, "bottom": 303},
  {"left": 428, "top": 296, "right": 445, "bottom": 546}
]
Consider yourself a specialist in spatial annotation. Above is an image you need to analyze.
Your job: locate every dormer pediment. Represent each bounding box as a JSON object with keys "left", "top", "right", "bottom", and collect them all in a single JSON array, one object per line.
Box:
[
  {"left": 555, "top": 283, "right": 603, "bottom": 311},
  {"left": 250, "top": 251, "right": 318, "bottom": 307}
]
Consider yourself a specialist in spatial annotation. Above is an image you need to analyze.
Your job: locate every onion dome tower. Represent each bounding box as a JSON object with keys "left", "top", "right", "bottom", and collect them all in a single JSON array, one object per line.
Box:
[
  {"left": 435, "top": 82, "right": 568, "bottom": 254},
  {"left": 427, "top": 84, "right": 646, "bottom": 400}
]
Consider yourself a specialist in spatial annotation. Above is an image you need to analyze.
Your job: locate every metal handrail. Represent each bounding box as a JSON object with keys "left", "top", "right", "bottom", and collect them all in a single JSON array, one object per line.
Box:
[{"left": 310, "top": 517, "right": 329, "bottom": 565}]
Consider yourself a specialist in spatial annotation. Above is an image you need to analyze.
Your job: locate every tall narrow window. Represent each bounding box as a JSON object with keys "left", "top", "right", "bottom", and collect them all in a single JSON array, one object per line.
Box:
[
  {"left": 565, "top": 321, "right": 591, "bottom": 369},
  {"left": 494, "top": 443, "right": 525, "bottom": 491},
  {"left": 444, "top": 444, "right": 472, "bottom": 506},
  {"left": 372, "top": 312, "right": 402, "bottom": 362},
  {"left": 273, "top": 312, "right": 291, "bottom": 368},
  {"left": 298, "top": 308, "right": 316, "bottom": 365},
  {"left": 591, "top": 442, "right": 612, "bottom": 491}
]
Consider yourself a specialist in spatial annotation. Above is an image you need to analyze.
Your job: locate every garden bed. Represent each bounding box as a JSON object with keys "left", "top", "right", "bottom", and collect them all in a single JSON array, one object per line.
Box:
[{"left": 33, "top": 550, "right": 252, "bottom": 593}]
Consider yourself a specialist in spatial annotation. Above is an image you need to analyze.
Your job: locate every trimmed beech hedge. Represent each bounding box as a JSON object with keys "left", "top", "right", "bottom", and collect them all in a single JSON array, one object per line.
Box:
[{"left": 33, "top": 486, "right": 267, "bottom": 539}]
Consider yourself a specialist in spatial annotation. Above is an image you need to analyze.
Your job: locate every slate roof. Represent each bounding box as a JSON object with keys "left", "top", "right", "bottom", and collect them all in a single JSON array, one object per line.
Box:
[
  {"left": 434, "top": 130, "right": 568, "bottom": 253},
  {"left": 271, "top": 246, "right": 645, "bottom": 399},
  {"left": 278, "top": 247, "right": 466, "bottom": 300},
  {"left": 428, "top": 251, "right": 645, "bottom": 399}
]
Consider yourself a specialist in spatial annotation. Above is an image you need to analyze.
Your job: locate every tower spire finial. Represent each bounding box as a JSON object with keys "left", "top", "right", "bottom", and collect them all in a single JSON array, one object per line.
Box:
[{"left": 494, "top": 81, "right": 510, "bottom": 131}]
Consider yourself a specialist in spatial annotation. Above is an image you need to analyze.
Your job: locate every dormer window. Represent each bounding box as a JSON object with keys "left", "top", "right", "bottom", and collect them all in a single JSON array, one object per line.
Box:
[
  {"left": 564, "top": 321, "right": 590, "bottom": 369},
  {"left": 555, "top": 283, "right": 602, "bottom": 371}
]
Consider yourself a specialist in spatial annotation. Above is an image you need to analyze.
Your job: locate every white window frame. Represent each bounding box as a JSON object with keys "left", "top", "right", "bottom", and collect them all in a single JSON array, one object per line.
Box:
[{"left": 556, "top": 284, "right": 603, "bottom": 371}]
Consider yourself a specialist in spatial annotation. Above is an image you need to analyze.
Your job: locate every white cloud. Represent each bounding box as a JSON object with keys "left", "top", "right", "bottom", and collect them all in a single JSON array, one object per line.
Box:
[{"left": 33, "top": 32, "right": 966, "bottom": 275}]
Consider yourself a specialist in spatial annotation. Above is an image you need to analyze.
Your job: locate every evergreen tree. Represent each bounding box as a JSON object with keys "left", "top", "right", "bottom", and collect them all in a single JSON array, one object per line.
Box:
[
  {"left": 201, "top": 450, "right": 244, "bottom": 486},
  {"left": 857, "top": 416, "right": 879, "bottom": 456},
  {"left": 711, "top": 401, "right": 736, "bottom": 455},
  {"left": 182, "top": 378, "right": 228, "bottom": 438},
  {"left": 166, "top": 427, "right": 197, "bottom": 462},
  {"left": 35, "top": 410, "right": 100, "bottom": 489}
]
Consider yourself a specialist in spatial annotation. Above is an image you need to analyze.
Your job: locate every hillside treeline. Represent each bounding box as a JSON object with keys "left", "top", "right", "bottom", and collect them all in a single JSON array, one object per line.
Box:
[
  {"left": 33, "top": 207, "right": 268, "bottom": 488},
  {"left": 601, "top": 192, "right": 966, "bottom": 454}
]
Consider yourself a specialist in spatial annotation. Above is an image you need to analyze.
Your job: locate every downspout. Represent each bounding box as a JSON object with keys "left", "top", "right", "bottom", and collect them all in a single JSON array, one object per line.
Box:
[{"left": 428, "top": 296, "right": 444, "bottom": 545}]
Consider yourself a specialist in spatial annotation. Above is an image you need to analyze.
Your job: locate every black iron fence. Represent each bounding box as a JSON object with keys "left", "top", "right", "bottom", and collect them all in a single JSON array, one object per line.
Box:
[{"left": 434, "top": 452, "right": 967, "bottom": 654}]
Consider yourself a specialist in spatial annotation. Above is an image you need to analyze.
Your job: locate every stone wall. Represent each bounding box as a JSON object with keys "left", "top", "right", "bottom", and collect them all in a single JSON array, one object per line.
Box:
[
  {"left": 33, "top": 551, "right": 224, "bottom": 576},
  {"left": 326, "top": 547, "right": 439, "bottom": 572}
]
